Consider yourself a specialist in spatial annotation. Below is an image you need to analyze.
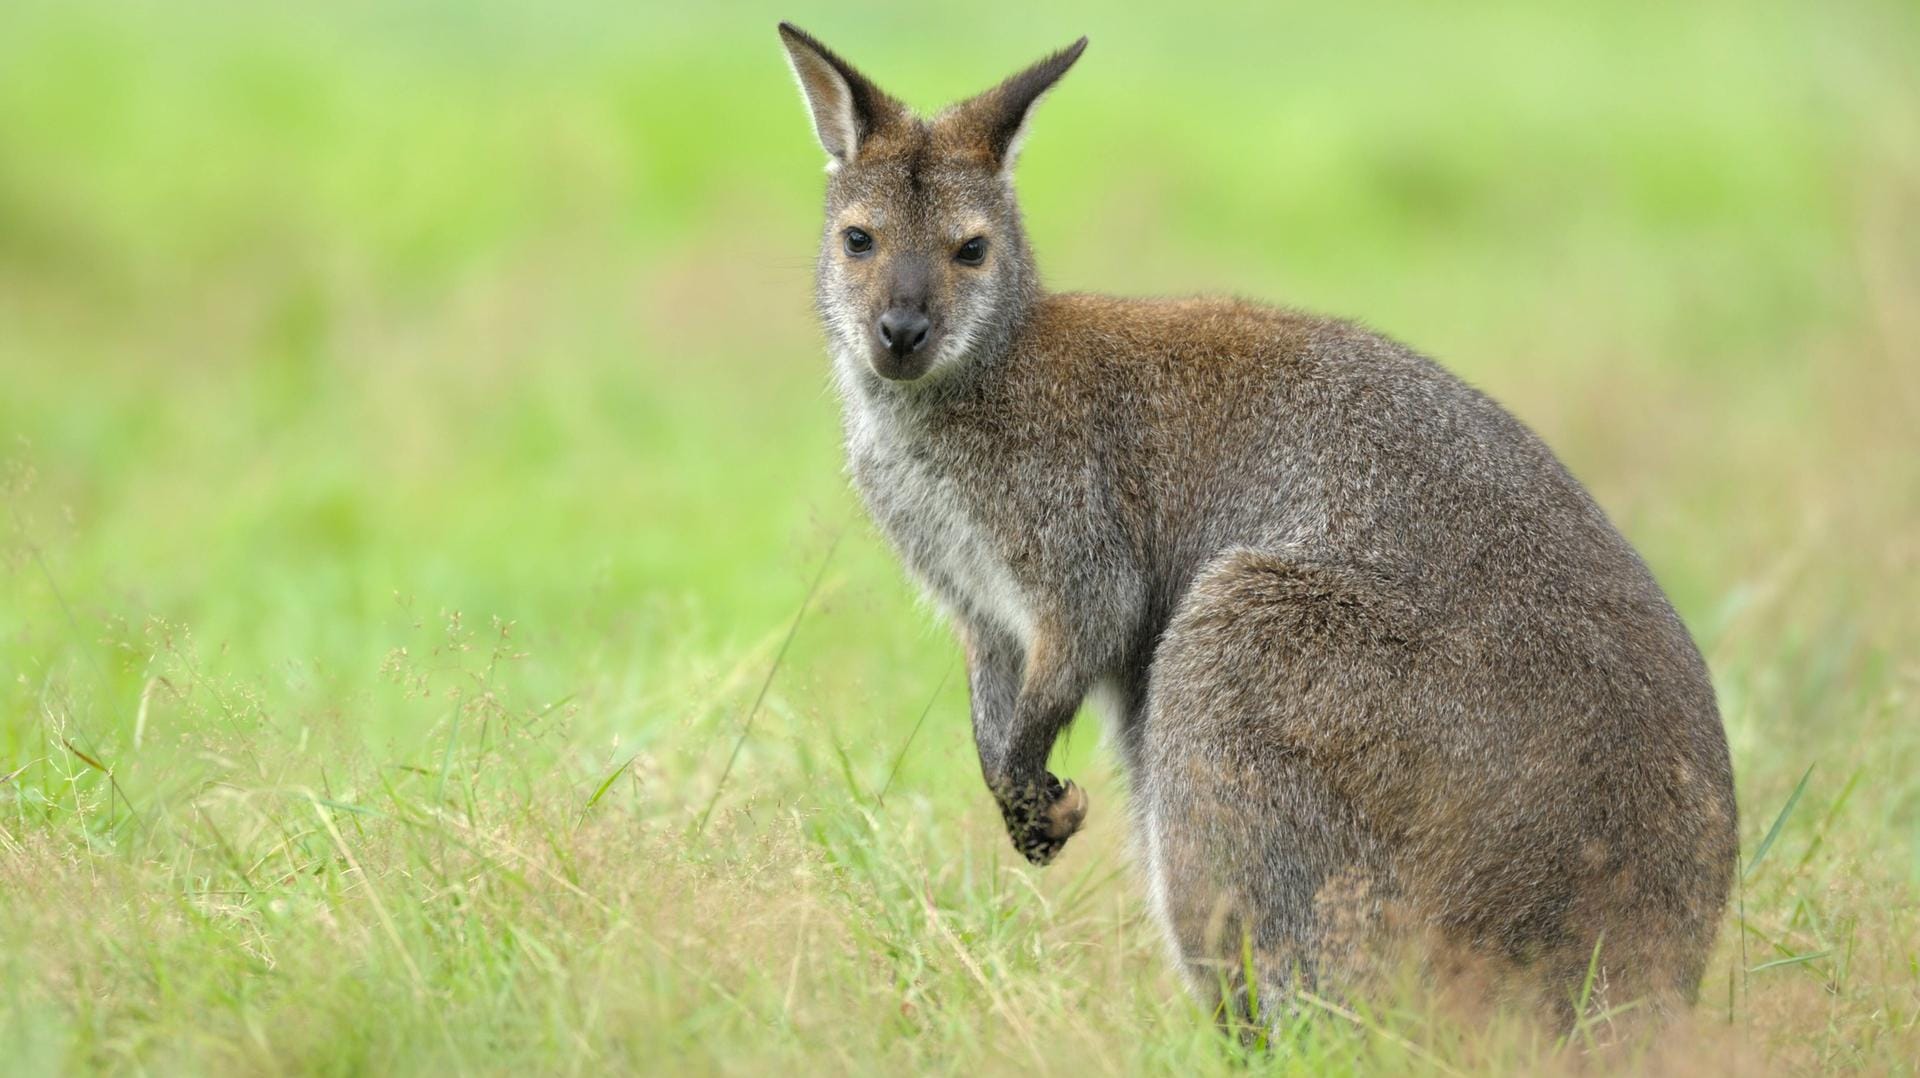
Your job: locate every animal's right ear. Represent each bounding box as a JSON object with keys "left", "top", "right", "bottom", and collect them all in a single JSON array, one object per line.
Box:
[{"left": 777, "top": 23, "right": 903, "bottom": 169}]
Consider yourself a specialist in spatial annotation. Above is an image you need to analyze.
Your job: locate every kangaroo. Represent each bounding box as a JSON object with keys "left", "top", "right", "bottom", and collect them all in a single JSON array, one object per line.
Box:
[{"left": 777, "top": 23, "right": 1737, "bottom": 1027}]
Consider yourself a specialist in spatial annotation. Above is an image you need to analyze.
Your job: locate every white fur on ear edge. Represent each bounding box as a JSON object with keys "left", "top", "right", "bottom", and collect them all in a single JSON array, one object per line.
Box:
[
  {"left": 997, "top": 83, "right": 1057, "bottom": 180},
  {"left": 779, "top": 28, "right": 862, "bottom": 167}
]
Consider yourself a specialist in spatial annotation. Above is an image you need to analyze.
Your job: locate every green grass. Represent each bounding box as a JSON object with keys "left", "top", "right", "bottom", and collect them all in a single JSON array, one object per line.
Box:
[{"left": 4, "top": 0, "right": 1919, "bottom": 1072}]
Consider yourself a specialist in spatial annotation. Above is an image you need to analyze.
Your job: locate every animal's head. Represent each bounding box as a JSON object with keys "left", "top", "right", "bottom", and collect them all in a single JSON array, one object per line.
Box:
[{"left": 778, "top": 23, "right": 1085, "bottom": 383}]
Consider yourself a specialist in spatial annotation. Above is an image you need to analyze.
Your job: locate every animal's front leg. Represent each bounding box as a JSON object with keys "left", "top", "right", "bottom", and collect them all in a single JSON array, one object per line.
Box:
[
  {"left": 967, "top": 627, "right": 1091, "bottom": 865},
  {"left": 963, "top": 620, "right": 1023, "bottom": 780}
]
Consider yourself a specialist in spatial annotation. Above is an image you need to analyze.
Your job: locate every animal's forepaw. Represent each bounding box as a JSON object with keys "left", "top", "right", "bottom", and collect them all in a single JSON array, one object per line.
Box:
[{"left": 996, "top": 774, "right": 1089, "bottom": 866}]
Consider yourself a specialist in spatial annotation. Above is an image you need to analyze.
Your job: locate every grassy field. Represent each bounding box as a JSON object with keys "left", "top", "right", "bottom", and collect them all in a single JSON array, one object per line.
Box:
[{"left": 3, "top": 0, "right": 1918, "bottom": 1072}]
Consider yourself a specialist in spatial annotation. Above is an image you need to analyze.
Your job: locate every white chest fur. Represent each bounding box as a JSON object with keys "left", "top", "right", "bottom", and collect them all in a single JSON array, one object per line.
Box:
[{"left": 843, "top": 393, "right": 1037, "bottom": 647}]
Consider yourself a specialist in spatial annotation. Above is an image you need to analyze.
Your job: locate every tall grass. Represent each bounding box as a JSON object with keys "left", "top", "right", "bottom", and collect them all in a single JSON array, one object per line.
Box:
[{"left": 3, "top": 0, "right": 1918, "bottom": 1072}]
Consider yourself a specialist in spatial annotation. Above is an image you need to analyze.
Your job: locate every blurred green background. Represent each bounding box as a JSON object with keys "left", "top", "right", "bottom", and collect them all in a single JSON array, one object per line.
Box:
[{"left": 3, "top": 0, "right": 1918, "bottom": 1072}]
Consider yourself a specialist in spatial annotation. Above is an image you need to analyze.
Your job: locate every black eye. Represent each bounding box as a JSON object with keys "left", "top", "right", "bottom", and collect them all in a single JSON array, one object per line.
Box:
[
  {"left": 843, "top": 228, "right": 873, "bottom": 256},
  {"left": 955, "top": 236, "right": 987, "bottom": 265}
]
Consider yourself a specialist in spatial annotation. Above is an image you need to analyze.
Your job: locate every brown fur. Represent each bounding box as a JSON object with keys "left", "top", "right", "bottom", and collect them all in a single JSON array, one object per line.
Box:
[{"left": 778, "top": 24, "right": 1737, "bottom": 1030}]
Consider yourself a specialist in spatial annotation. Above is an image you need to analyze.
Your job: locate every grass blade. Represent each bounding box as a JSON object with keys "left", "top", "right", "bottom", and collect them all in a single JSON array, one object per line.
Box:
[
  {"left": 311, "top": 796, "right": 383, "bottom": 818},
  {"left": 877, "top": 659, "right": 952, "bottom": 807},
  {"left": 1297, "top": 991, "right": 1465, "bottom": 1078},
  {"left": 60, "top": 737, "right": 109, "bottom": 774},
  {"left": 1745, "top": 763, "right": 1814, "bottom": 880},
  {"left": 693, "top": 529, "right": 841, "bottom": 837},
  {"left": 578, "top": 754, "right": 637, "bottom": 826},
  {"left": 1750, "top": 950, "right": 1831, "bottom": 974}
]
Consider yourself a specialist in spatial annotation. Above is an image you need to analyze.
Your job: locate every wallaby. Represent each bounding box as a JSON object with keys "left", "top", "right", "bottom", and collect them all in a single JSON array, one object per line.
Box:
[{"left": 777, "top": 23, "right": 1737, "bottom": 1027}]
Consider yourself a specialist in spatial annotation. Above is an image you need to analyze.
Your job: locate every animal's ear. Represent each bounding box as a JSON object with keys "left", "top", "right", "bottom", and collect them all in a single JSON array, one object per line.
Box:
[
  {"left": 777, "top": 23, "right": 906, "bottom": 168},
  {"left": 945, "top": 36, "right": 1087, "bottom": 176}
]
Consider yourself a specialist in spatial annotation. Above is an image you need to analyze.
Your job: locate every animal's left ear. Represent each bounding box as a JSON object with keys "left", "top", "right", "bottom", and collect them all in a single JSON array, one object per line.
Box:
[{"left": 946, "top": 36, "right": 1088, "bottom": 177}]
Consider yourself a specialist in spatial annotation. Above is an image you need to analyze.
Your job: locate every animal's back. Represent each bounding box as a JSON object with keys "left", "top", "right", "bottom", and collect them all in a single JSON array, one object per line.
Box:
[{"left": 1014, "top": 293, "right": 1737, "bottom": 1019}]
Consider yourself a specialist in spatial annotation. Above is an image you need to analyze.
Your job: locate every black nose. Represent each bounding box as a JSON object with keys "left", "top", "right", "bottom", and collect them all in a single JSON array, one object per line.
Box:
[{"left": 877, "top": 309, "right": 931, "bottom": 358}]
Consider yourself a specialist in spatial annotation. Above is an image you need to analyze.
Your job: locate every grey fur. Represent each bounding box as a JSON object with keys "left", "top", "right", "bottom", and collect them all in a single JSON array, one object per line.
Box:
[{"left": 778, "top": 23, "right": 1737, "bottom": 1027}]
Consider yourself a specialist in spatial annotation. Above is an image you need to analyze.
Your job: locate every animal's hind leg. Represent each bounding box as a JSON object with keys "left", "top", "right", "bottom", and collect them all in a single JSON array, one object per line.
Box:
[
  {"left": 1139, "top": 743, "right": 1380, "bottom": 1028},
  {"left": 1137, "top": 548, "right": 1398, "bottom": 1027},
  {"left": 1136, "top": 757, "right": 1367, "bottom": 1022}
]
